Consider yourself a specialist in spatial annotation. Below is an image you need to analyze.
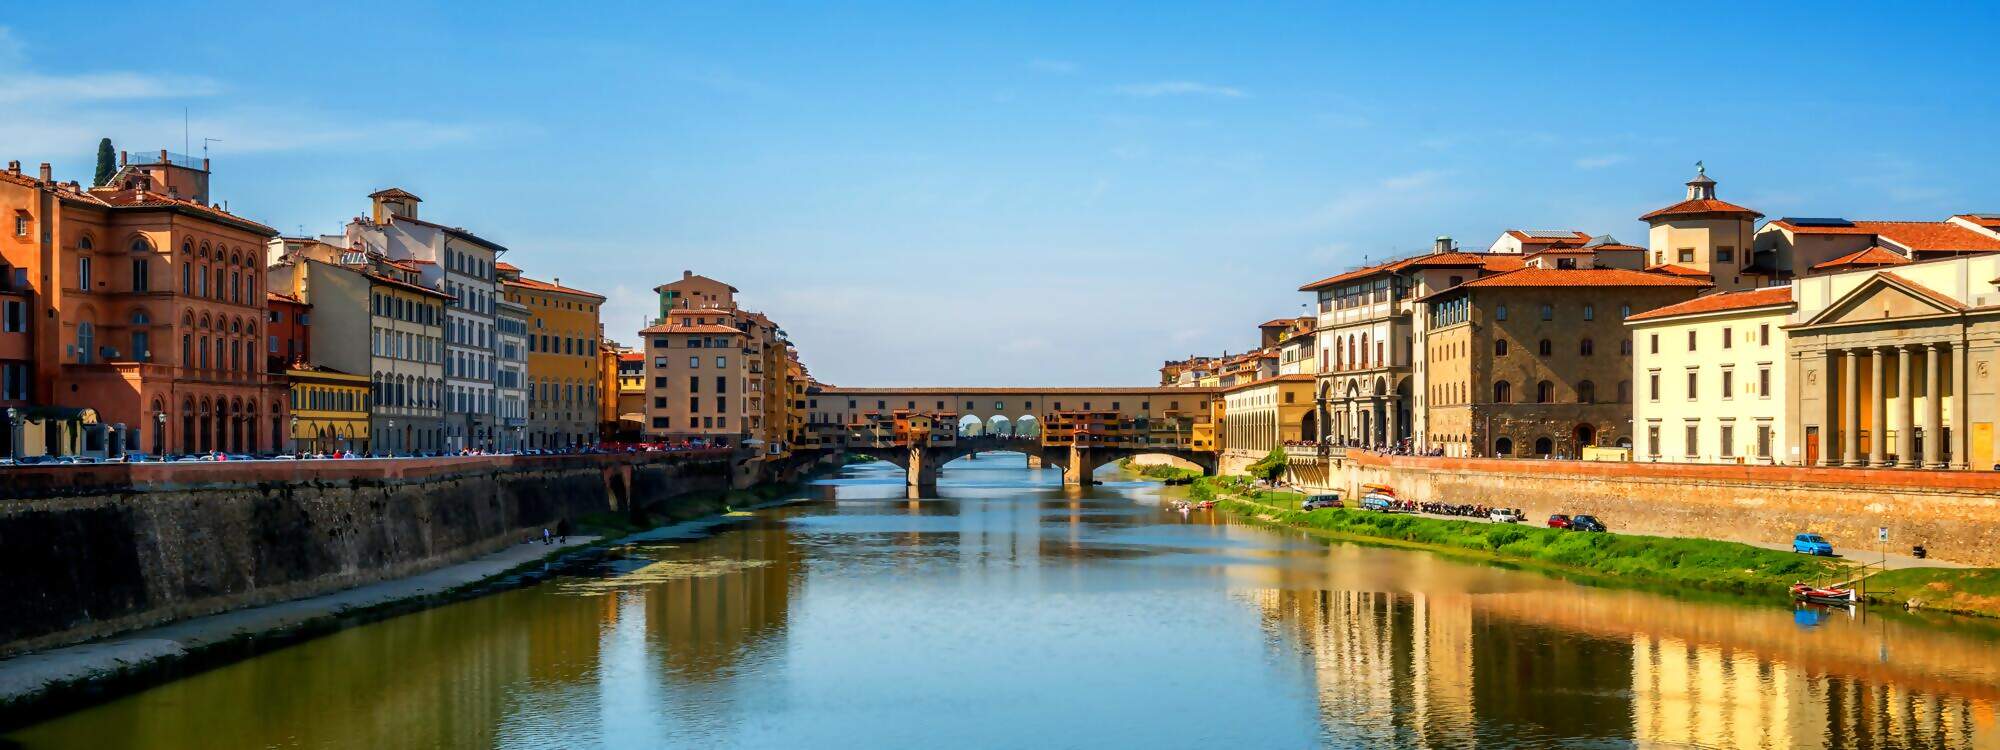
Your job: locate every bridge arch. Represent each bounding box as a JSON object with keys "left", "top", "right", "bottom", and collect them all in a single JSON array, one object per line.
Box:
[
  {"left": 987, "top": 415, "right": 1012, "bottom": 437},
  {"left": 957, "top": 414, "right": 986, "bottom": 436},
  {"left": 1014, "top": 414, "right": 1039, "bottom": 438}
]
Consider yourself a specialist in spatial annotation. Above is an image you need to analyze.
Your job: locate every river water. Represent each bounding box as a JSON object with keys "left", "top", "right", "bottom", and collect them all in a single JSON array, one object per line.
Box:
[{"left": 8, "top": 456, "right": 2000, "bottom": 749}]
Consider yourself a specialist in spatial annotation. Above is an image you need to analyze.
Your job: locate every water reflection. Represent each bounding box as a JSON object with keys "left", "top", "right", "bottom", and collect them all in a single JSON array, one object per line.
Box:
[{"left": 5, "top": 455, "right": 1999, "bottom": 749}]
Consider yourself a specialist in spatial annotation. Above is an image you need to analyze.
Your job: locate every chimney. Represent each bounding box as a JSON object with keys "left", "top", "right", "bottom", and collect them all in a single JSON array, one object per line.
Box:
[
  {"left": 683, "top": 270, "right": 693, "bottom": 280},
  {"left": 119, "top": 151, "right": 128, "bottom": 166},
  {"left": 5, "top": 161, "right": 17, "bottom": 174},
  {"left": 1433, "top": 236, "right": 1452, "bottom": 255},
  {"left": 37, "top": 163, "right": 51, "bottom": 182}
]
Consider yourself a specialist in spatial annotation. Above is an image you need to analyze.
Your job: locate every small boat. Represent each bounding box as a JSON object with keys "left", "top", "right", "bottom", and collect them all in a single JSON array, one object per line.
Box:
[{"left": 1790, "top": 583, "right": 1858, "bottom": 605}]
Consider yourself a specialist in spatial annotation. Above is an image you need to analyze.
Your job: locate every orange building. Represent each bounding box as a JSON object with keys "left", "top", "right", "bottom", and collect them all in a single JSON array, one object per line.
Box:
[{"left": 0, "top": 153, "right": 282, "bottom": 456}]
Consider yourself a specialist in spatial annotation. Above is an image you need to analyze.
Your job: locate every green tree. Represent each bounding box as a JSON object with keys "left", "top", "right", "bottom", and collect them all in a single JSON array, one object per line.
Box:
[
  {"left": 93, "top": 138, "right": 116, "bottom": 186},
  {"left": 1245, "top": 446, "right": 1288, "bottom": 483}
]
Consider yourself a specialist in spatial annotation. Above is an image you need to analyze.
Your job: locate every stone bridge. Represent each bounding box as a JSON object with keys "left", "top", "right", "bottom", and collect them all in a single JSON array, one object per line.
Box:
[
  {"left": 830, "top": 435, "right": 1216, "bottom": 487},
  {"left": 806, "top": 386, "right": 1221, "bottom": 487}
]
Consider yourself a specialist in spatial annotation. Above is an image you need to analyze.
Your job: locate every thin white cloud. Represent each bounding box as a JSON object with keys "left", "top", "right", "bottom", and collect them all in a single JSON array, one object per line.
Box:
[
  {"left": 1113, "top": 81, "right": 1247, "bottom": 99},
  {"left": 1574, "top": 154, "right": 1627, "bottom": 170},
  {"left": 1028, "top": 59, "right": 1078, "bottom": 74}
]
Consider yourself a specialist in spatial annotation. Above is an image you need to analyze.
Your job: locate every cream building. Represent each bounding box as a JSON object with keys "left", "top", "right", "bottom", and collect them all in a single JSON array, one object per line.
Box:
[
  {"left": 1638, "top": 166, "right": 1768, "bottom": 291},
  {"left": 1627, "top": 287, "right": 1794, "bottom": 463},
  {"left": 1786, "top": 254, "right": 2000, "bottom": 469}
]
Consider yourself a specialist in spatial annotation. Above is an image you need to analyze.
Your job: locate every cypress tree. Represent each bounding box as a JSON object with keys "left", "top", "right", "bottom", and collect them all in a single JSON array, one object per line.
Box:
[{"left": 93, "top": 138, "right": 116, "bottom": 186}]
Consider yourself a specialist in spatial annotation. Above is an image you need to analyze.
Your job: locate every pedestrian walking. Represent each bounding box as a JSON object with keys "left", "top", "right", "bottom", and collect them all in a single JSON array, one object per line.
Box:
[
  {"left": 542, "top": 527, "right": 553, "bottom": 545},
  {"left": 556, "top": 518, "right": 571, "bottom": 544}
]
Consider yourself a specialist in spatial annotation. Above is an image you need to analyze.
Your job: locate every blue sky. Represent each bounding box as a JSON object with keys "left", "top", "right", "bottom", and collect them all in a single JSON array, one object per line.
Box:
[{"left": 4, "top": 3, "right": 1995, "bottom": 385}]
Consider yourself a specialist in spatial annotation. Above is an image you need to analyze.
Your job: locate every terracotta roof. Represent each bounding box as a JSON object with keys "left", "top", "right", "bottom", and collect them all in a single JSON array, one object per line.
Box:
[
  {"left": 1953, "top": 214, "right": 2000, "bottom": 229},
  {"left": 362, "top": 271, "right": 454, "bottom": 299},
  {"left": 617, "top": 352, "right": 644, "bottom": 362},
  {"left": 638, "top": 322, "right": 741, "bottom": 335},
  {"left": 62, "top": 186, "right": 279, "bottom": 236},
  {"left": 266, "top": 292, "right": 306, "bottom": 305},
  {"left": 496, "top": 261, "right": 521, "bottom": 272},
  {"left": 1626, "top": 287, "right": 1794, "bottom": 322},
  {"left": 1418, "top": 268, "right": 1710, "bottom": 302},
  {"left": 820, "top": 386, "right": 1219, "bottom": 395},
  {"left": 1769, "top": 219, "right": 2000, "bottom": 253},
  {"left": 369, "top": 187, "right": 421, "bottom": 201},
  {"left": 1810, "top": 246, "right": 1912, "bottom": 271},
  {"left": 1298, "top": 256, "right": 1416, "bottom": 291},
  {"left": 1875, "top": 272, "right": 1966, "bottom": 311},
  {"left": 504, "top": 275, "right": 606, "bottom": 301},
  {"left": 1258, "top": 318, "right": 1295, "bottom": 328},
  {"left": 1640, "top": 198, "right": 1762, "bottom": 221},
  {"left": 1645, "top": 263, "right": 1712, "bottom": 278},
  {"left": 1505, "top": 230, "right": 1591, "bottom": 245}
]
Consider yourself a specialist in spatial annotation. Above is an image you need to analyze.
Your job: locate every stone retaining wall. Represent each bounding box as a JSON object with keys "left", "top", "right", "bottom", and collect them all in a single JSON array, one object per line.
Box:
[
  {"left": 1319, "top": 453, "right": 2000, "bottom": 566},
  {"left": 0, "top": 453, "right": 734, "bottom": 655}
]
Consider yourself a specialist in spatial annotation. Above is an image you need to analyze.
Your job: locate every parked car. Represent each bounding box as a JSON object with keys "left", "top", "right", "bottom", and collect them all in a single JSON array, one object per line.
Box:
[
  {"left": 1569, "top": 514, "right": 1608, "bottom": 533},
  {"left": 1361, "top": 494, "right": 1397, "bottom": 512},
  {"left": 1546, "top": 514, "right": 1572, "bottom": 529},
  {"left": 1792, "top": 533, "right": 1835, "bottom": 556},
  {"left": 1488, "top": 508, "right": 1524, "bottom": 523},
  {"left": 1301, "top": 494, "right": 1343, "bottom": 511}
]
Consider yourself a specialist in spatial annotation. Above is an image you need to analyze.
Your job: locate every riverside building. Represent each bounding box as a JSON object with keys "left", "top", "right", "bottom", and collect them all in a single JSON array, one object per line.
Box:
[
  {"left": 0, "top": 152, "right": 283, "bottom": 457},
  {"left": 346, "top": 189, "right": 507, "bottom": 451},
  {"left": 1625, "top": 287, "right": 1795, "bottom": 464},
  {"left": 499, "top": 263, "right": 603, "bottom": 450}
]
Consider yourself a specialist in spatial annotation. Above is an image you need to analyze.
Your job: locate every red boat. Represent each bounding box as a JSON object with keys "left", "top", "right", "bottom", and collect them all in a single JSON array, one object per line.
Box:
[{"left": 1790, "top": 583, "right": 1857, "bottom": 605}]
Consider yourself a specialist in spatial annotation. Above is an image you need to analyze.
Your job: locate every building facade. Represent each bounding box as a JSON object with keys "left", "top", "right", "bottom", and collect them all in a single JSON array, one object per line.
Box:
[
  {"left": 1626, "top": 287, "right": 1794, "bottom": 463},
  {"left": 639, "top": 310, "right": 753, "bottom": 445},
  {"left": 495, "top": 297, "right": 530, "bottom": 451},
  {"left": 1418, "top": 268, "right": 1708, "bottom": 458},
  {"left": 1, "top": 153, "right": 284, "bottom": 457},
  {"left": 499, "top": 263, "right": 602, "bottom": 449},
  {"left": 1219, "top": 374, "right": 1314, "bottom": 474},
  {"left": 268, "top": 238, "right": 449, "bottom": 453},
  {"left": 347, "top": 189, "right": 506, "bottom": 451}
]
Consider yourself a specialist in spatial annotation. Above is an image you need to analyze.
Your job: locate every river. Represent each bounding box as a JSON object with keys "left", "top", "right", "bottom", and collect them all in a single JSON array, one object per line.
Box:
[{"left": 7, "top": 455, "right": 2000, "bottom": 749}]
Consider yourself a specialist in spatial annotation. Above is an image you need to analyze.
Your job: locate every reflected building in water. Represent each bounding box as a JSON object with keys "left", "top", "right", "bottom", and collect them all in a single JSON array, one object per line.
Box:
[{"left": 1254, "top": 587, "right": 2000, "bottom": 748}]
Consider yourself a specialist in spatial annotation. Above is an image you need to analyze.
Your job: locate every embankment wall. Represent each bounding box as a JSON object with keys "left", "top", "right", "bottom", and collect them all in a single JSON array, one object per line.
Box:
[
  {"left": 0, "top": 452, "right": 736, "bottom": 655},
  {"left": 1318, "top": 453, "right": 2000, "bottom": 566}
]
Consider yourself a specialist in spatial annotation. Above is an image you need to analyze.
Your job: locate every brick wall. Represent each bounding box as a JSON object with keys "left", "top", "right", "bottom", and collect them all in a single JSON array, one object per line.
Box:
[{"left": 1318, "top": 452, "right": 2000, "bottom": 566}]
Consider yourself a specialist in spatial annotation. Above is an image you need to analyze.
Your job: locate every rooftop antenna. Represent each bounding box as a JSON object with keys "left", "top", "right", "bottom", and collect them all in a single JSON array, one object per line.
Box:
[
  {"left": 183, "top": 107, "right": 190, "bottom": 157},
  {"left": 203, "top": 137, "right": 223, "bottom": 162}
]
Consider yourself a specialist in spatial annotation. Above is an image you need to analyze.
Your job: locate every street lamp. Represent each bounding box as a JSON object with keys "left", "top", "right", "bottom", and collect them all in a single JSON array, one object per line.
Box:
[
  {"left": 6, "top": 407, "right": 20, "bottom": 459},
  {"left": 289, "top": 414, "right": 300, "bottom": 456},
  {"left": 152, "top": 410, "right": 166, "bottom": 456}
]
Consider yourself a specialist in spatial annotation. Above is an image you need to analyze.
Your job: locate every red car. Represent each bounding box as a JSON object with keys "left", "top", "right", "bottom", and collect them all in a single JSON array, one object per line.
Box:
[{"left": 1546, "top": 514, "right": 1572, "bottom": 529}]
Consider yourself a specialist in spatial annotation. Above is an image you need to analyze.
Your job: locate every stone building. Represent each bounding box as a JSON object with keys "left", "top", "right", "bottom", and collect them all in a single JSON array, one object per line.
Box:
[
  {"left": 1786, "top": 255, "right": 2000, "bottom": 470},
  {"left": 0, "top": 152, "right": 284, "bottom": 456},
  {"left": 1626, "top": 287, "right": 1795, "bottom": 464},
  {"left": 494, "top": 296, "right": 530, "bottom": 450},
  {"left": 1301, "top": 237, "right": 1525, "bottom": 452},
  {"left": 1218, "top": 373, "right": 1314, "bottom": 474},
  {"left": 639, "top": 310, "right": 757, "bottom": 445},
  {"left": 1417, "top": 268, "right": 1708, "bottom": 458}
]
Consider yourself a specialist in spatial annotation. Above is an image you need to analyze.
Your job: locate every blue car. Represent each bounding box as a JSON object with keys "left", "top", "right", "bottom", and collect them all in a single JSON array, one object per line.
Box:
[{"left": 1792, "top": 533, "right": 1834, "bottom": 556}]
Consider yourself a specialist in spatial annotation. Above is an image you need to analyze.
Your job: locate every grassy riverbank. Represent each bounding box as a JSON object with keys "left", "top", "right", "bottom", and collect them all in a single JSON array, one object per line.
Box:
[
  {"left": 1115, "top": 458, "right": 1203, "bottom": 482},
  {"left": 1200, "top": 477, "right": 1849, "bottom": 594}
]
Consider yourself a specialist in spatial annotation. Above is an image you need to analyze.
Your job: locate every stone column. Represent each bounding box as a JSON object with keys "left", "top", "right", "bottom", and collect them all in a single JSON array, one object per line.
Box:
[
  {"left": 1952, "top": 344, "right": 1969, "bottom": 470},
  {"left": 1842, "top": 349, "right": 1861, "bottom": 466},
  {"left": 1868, "top": 348, "right": 1888, "bottom": 467},
  {"left": 1926, "top": 343, "right": 1945, "bottom": 469},
  {"left": 1820, "top": 349, "right": 1840, "bottom": 466},
  {"left": 1898, "top": 346, "right": 1917, "bottom": 468},
  {"left": 1384, "top": 398, "right": 1400, "bottom": 450}
]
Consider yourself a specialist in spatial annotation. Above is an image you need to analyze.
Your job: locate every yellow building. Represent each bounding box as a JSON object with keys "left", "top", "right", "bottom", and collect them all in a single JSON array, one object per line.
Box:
[
  {"left": 498, "top": 262, "right": 604, "bottom": 450},
  {"left": 286, "top": 366, "right": 371, "bottom": 454},
  {"left": 1219, "top": 373, "right": 1315, "bottom": 474}
]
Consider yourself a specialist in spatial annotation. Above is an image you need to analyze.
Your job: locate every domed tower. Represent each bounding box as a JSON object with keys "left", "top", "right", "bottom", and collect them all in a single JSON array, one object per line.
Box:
[{"left": 1639, "top": 163, "right": 1764, "bottom": 290}]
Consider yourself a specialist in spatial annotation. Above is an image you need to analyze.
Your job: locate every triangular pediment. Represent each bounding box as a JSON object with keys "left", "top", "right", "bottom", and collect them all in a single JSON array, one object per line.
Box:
[{"left": 1804, "top": 272, "right": 1965, "bottom": 327}]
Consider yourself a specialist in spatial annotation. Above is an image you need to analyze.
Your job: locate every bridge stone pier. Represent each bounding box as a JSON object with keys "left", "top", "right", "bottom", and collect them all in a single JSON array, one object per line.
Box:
[{"left": 809, "top": 386, "right": 1221, "bottom": 488}]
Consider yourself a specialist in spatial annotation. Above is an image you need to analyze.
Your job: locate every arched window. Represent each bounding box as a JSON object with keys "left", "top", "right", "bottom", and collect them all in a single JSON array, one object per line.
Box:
[
  {"left": 1494, "top": 437, "right": 1513, "bottom": 456},
  {"left": 1580, "top": 338, "right": 1595, "bottom": 356},
  {"left": 1538, "top": 339, "right": 1552, "bottom": 356},
  {"left": 1578, "top": 380, "right": 1596, "bottom": 403},
  {"left": 78, "top": 236, "right": 94, "bottom": 251},
  {"left": 1493, "top": 380, "right": 1512, "bottom": 403},
  {"left": 1494, "top": 339, "right": 1508, "bottom": 357},
  {"left": 1536, "top": 380, "right": 1555, "bottom": 403},
  {"left": 1533, "top": 437, "right": 1553, "bottom": 456},
  {"left": 1616, "top": 380, "right": 1631, "bottom": 403}
]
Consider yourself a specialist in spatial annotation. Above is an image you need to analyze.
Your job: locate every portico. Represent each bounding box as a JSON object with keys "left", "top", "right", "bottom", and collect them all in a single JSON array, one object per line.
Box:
[{"left": 1790, "top": 270, "right": 1992, "bottom": 471}]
